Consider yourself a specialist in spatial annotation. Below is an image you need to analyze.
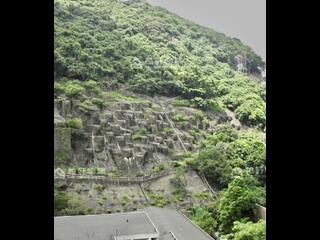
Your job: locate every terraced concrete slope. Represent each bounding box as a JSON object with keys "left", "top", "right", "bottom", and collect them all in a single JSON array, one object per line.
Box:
[
  {"left": 54, "top": 91, "right": 229, "bottom": 215},
  {"left": 54, "top": 92, "right": 228, "bottom": 173}
]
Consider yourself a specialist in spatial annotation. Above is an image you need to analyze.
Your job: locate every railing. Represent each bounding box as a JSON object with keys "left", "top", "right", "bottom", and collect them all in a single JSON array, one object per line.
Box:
[{"left": 54, "top": 168, "right": 176, "bottom": 184}]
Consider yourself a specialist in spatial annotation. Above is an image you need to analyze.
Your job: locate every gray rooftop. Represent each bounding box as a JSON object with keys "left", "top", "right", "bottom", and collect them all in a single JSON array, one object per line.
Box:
[
  {"left": 142, "top": 207, "right": 214, "bottom": 240},
  {"left": 54, "top": 212, "right": 157, "bottom": 240},
  {"left": 54, "top": 207, "right": 215, "bottom": 240}
]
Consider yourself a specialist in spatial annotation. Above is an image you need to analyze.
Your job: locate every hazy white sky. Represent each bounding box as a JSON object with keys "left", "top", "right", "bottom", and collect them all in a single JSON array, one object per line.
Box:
[{"left": 148, "top": 0, "right": 266, "bottom": 61}]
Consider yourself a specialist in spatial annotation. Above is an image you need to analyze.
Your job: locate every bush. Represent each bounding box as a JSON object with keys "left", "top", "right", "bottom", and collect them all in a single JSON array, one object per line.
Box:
[
  {"left": 235, "top": 99, "right": 266, "bottom": 129},
  {"left": 172, "top": 113, "right": 190, "bottom": 122},
  {"left": 217, "top": 173, "right": 266, "bottom": 233},
  {"left": 225, "top": 220, "right": 266, "bottom": 240},
  {"left": 65, "top": 117, "right": 83, "bottom": 129},
  {"left": 201, "top": 125, "right": 238, "bottom": 147},
  {"left": 54, "top": 191, "right": 68, "bottom": 213},
  {"left": 65, "top": 117, "right": 84, "bottom": 137},
  {"left": 83, "top": 80, "right": 102, "bottom": 95},
  {"left": 91, "top": 97, "right": 105, "bottom": 109},
  {"left": 197, "top": 144, "right": 233, "bottom": 189},
  {"left": 149, "top": 193, "right": 168, "bottom": 207},
  {"left": 64, "top": 80, "right": 85, "bottom": 99},
  {"left": 171, "top": 98, "right": 191, "bottom": 107},
  {"left": 189, "top": 205, "right": 217, "bottom": 236},
  {"left": 132, "top": 127, "right": 147, "bottom": 140},
  {"left": 54, "top": 82, "right": 65, "bottom": 95},
  {"left": 164, "top": 127, "right": 173, "bottom": 134}
]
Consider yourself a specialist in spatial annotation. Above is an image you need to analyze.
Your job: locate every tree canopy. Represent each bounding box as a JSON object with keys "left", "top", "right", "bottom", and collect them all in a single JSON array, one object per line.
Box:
[{"left": 54, "top": 0, "right": 265, "bottom": 128}]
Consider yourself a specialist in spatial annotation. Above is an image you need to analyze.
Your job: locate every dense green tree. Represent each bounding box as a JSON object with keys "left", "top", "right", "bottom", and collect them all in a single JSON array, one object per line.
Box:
[
  {"left": 190, "top": 205, "right": 217, "bottom": 236},
  {"left": 197, "top": 143, "right": 233, "bottom": 189},
  {"left": 227, "top": 220, "right": 266, "bottom": 240},
  {"left": 54, "top": 0, "right": 265, "bottom": 127},
  {"left": 200, "top": 126, "right": 266, "bottom": 184},
  {"left": 235, "top": 99, "right": 266, "bottom": 130},
  {"left": 201, "top": 125, "right": 239, "bottom": 147},
  {"left": 228, "top": 133, "right": 266, "bottom": 183},
  {"left": 217, "top": 173, "right": 265, "bottom": 233}
]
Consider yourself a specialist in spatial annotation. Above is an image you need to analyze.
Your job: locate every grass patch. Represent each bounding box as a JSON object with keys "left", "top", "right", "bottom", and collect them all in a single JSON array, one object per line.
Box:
[
  {"left": 149, "top": 193, "right": 168, "bottom": 207},
  {"left": 172, "top": 113, "right": 190, "bottom": 122}
]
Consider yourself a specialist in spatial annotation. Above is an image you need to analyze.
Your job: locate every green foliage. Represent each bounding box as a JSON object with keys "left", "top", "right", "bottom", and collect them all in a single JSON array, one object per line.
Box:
[
  {"left": 235, "top": 99, "right": 266, "bottom": 130},
  {"left": 65, "top": 117, "right": 84, "bottom": 136},
  {"left": 226, "top": 220, "right": 266, "bottom": 240},
  {"left": 190, "top": 97, "right": 224, "bottom": 112},
  {"left": 150, "top": 163, "right": 166, "bottom": 174},
  {"left": 217, "top": 173, "right": 266, "bottom": 233},
  {"left": 192, "top": 192, "right": 210, "bottom": 200},
  {"left": 94, "top": 183, "right": 104, "bottom": 192},
  {"left": 149, "top": 193, "right": 168, "bottom": 207},
  {"left": 54, "top": 191, "right": 68, "bottom": 213},
  {"left": 197, "top": 144, "right": 233, "bottom": 189},
  {"left": 200, "top": 126, "right": 266, "bottom": 184},
  {"left": 78, "top": 99, "right": 98, "bottom": 112},
  {"left": 164, "top": 127, "right": 173, "bottom": 134},
  {"left": 82, "top": 80, "right": 102, "bottom": 95},
  {"left": 170, "top": 98, "right": 191, "bottom": 107},
  {"left": 218, "top": 77, "right": 265, "bottom": 127},
  {"left": 91, "top": 97, "right": 105, "bottom": 109},
  {"left": 228, "top": 132, "right": 266, "bottom": 183},
  {"left": 189, "top": 205, "right": 217, "bottom": 236},
  {"left": 172, "top": 113, "right": 190, "bottom": 122},
  {"left": 137, "top": 127, "right": 147, "bottom": 135},
  {"left": 132, "top": 127, "right": 147, "bottom": 140},
  {"left": 68, "top": 192, "right": 82, "bottom": 210},
  {"left": 201, "top": 125, "right": 238, "bottom": 147},
  {"left": 54, "top": 0, "right": 265, "bottom": 128},
  {"left": 54, "top": 82, "right": 65, "bottom": 96},
  {"left": 65, "top": 117, "right": 83, "bottom": 129},
  {"left": 64, "top": 80, "right": 85, "bottom": 99},
  {"left": 54, "top": 80, "right": 85, "bottom": 99},
  {"left": 121, "top": 195, "right": 129, "bottom": 206}
]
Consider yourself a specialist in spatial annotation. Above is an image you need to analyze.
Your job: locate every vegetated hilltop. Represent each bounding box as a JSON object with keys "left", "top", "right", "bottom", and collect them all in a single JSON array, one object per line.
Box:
[
  {"left": 54, "top": 0, "right": 265, "bottom": 130},
  {"left": 54, "top": 0, "right": 266, "bottom": 238}
]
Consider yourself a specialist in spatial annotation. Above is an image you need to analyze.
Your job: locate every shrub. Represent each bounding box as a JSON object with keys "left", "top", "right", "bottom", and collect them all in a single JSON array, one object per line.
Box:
[
  {"left": 65, "top": 117, "right": 83, "bottom": 129},
  {"left": 54, "top": 82, "right": 65, "bottom": 95},
  {"left": 172, "top": 113, "right": 190, "bottom": 122},
  {"left": 83, "top": 80, "right": 102, "bottom": 95},
  {"left": 235, "top": 99, "right": 266, "bottom": 129},
  {"left": 54, "top": 191, "right": 68, "bottom": 213},
  {"left": 164, "top": 127, "right": 173, "bottom": 134},
  {"left": 197, "top": 145, "right": 233, "bottom": 189},
  {"left": 91, "top": 97, "right": 105, "bottom": 109},
  {"left": 189, "top": 205, "right": 217, "bottom": 236},
  {"left": 65, "top": 117, "right": 84, "bottom": 136},
  {"left": 149, "top": 193, "right": 168, "bottom": 207},
  {"left": 225, "top": 220, "right": 266, "bottom": 240},
  {"left": 217, "top": 173, "right": 266, "bottom": 233},
  {"left": 64, "top": 80, "right": 85, "bottom": 99}
]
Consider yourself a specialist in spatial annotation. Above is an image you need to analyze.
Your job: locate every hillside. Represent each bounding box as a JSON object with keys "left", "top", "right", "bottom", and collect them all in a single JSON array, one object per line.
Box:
[
  {"left": 54, "top": 0, "right": 265, "bottom": 129},
  {"left": 54, "top": 0, "right": 266, "bottom": 239}
]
